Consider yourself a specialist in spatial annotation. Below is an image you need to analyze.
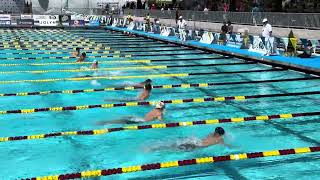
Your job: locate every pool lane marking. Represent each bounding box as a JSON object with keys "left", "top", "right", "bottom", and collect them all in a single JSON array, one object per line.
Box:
[
  {"left": 0, "top": 90, "right": 319, "bottom": 115},
  {"left": 0, "top": 65, "right": 167, "bottom": 74},
  {"left": 0, "top": 52, "right": 209, "bottom": 60},
  {"left": 0, "top": 46, "right": 112, "bottom": 51},
  {"left": 0, "top": 69, "right": 284, "bottom": 84},
  {"left": 21, "top": 146, "right": 320, "bottom": 179},
  {"left": 1, "top": 77, "right": 317, "bottom": 97},
  {"left": 0, "top": 60, "right": 151, "bottom": 67},
  {"left": 0, "top": 56, "right": 228, "bottom": 67},
  {"left": 0, "top": 48, "right": 188, "bottom": 55},
  {"left": 2, "top": 111, "right": 320, "bottom": 143},
  {"left": 0, "top": 41, "right": 161, "bottom": 48},
  {"left": 0, "top": 44, "right": 177, "bottom": 51},
  {"left": 0, "top": 44, "right": 107, "bottom": 50},
  {"left": 0, "top": 62, "right": 254, "bottom": 75}
]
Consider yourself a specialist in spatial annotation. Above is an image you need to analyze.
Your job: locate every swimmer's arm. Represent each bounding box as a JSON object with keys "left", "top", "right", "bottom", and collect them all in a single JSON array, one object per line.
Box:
[
  {"left": 220, "top": 139, "right": 232, "bottom": 148},
  {"left": 158, "top": 114, "right": 163, "bottom": 121}
]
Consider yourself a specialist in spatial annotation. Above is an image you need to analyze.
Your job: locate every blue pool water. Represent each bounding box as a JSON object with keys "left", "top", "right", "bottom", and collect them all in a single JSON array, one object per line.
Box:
[{"left": 0, "top": 28, "right": 320, "bottom": 179}]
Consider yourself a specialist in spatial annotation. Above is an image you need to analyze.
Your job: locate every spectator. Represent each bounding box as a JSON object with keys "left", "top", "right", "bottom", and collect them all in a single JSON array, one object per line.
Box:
[
  {"left": 177, "top": 16, "right": 187, "bottom": 29},
  {"left": 219, "top": 22, "right": 228, "bottom": 45},
  {"left": 151, "top": 4, "right": 156, "bottom": 10},
  {"left": 127, "top": 13, "right": 134, "bottom": 24},
  {"left": 286, "top": 30, "right": 297, "bottom": 56},
  {"left": 175, "top": 8, "right": 180, "bottom": 24},
  {"left": 262, "top": 18, "right": 272, "bottom": 55},
  {"left": 252, "top": 4, "right": 260, "bottom": 26},
  {"left": 144, "top": 13, "right": 151, "bottom": 32},
  {"left": 240, "top": 30, "right": 250, "bottom": 49},
  {"left": 177, "top": 16, "right": 187, "bottom": 41},
  {"left": 298, "top": 40, "right": 313, "bottom": 58},
  {"left": 227, "top": 21, "right": 233, "bottom": 34}
]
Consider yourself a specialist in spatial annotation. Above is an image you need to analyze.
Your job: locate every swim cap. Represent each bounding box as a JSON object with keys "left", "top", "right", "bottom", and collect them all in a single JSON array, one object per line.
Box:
[
  {"left": 145, "top": 79, "right": 152, "bottom": 83},
  {"left": 155, "top": 101, "right": 165, "bottom": 109},
  {"left": 215, "top": 127, "right": 225, "bottom": 136}
]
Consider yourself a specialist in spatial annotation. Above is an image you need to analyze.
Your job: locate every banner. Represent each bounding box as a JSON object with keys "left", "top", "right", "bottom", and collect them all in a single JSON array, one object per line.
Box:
[
  {"left": 33, "top": 15, "right": 59, "bottom": 26},
  {"left": 200, "top": 31, "right": 214, "bottom": 44},
  {"left": 70, "top": 15, "right": 85, "bottom": 26},
  {"left": 17, "top": 14, "right": 33, "bottom": 27},
  {"left": 89, "top": 20, "right": 100, "bottom": 27},
  {"left": 59, "top": 15, "right": 70, "bottom": 26},
  {"left": 0, "top": 14, "right": 11, "bottom": 26}
]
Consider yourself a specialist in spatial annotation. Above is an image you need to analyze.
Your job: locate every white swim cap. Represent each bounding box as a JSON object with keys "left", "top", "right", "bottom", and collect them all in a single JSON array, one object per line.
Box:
[
  {"left": 155, "top": 101, "right": 165, "bottom": 109},
  {"left": 179, "top": 16, "right": 183, "bottom": 19},
  {"left": 262, "top": 18, "right": 268, "bottom": 23}
]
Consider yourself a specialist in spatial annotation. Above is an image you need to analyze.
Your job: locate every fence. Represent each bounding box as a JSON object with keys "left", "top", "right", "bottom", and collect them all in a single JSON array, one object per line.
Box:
[{"left": 124, "top": 9, "right": 320, "bottom": 29}]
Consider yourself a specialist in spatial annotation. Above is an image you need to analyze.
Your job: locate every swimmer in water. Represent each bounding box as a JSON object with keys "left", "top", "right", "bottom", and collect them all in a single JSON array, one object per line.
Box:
[
  {"left": 91, "top": 60, "right": 98, "bottom": 69},
  {"left": 178, "top": 127, "right": 227, "bottom": 151},
  {"left": 76, "top": 52, "right": 86, "bottom": 62},
  {"left": 97, "top": 101, "right": 165, "bottom": 125},
  {"left": 72, "top": 47, "right": 81, "bottom": 57},
  {"left": 138, "top": 83, "right": 152, "bottom": 101},
  {"left": 136, "top": 79, "right": 152, "bottom": 88}
]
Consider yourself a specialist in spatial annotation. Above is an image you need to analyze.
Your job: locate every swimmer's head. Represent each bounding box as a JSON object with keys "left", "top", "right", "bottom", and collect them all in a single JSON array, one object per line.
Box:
[
  {"left": 82, "top": 52, "right": 86, "bottom": 57},
  {"left": 214, "top": 127, "right": 225, "bottom": 136},
  {"left": 155, "top": 101, "right": 165, "bottom": 109},
  {"left": 93, "top": 60, "right": 98, "bottom": 65},
  {"left": 76, "top": 47, "right": 80, "bottom": 52},
  {"left": 144, "top": 79, "right": 152, "bottom": 84},
  {"left": 144, "top": 83, "right": 152, "bottom": 91}
]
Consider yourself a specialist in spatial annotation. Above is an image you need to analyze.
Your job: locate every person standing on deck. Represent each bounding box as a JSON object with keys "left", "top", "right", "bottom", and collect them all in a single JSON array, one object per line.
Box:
[{"left": 262, "top": 18, "right": 273, "bottom": 56}]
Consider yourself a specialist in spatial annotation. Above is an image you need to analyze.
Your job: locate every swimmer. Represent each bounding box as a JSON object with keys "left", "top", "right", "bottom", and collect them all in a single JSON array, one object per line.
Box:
[
  {"left": 177, "top": 127, "right": 227, "bottom": 151},
  {"left": 76, "top": 52, "right": 86, "bottom": 62},
  {"left": 97, "top": 101, "right": 165, "bottom": 125},
  {"left": 91, "top": 60, "right": 98, "bottom": 69},
  {"left": 138, "top": 83, "right": 152, "bottom": 101},
  {"left": 72, "top": 47, "right": 81, "bottom": 57},
  {"left": 136, "top": 79, "right": 152, "bottom": 88}
]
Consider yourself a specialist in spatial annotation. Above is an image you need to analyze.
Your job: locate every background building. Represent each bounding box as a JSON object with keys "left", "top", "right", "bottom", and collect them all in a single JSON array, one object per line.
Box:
[{"left": 0, "top": 0, "right": 26, "bottom": 14}]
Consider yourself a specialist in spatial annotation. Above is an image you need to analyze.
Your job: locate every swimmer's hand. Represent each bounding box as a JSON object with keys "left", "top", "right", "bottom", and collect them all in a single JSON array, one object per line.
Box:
[{"left": 96, "top": 121, "right": 108, "bottom": 126}]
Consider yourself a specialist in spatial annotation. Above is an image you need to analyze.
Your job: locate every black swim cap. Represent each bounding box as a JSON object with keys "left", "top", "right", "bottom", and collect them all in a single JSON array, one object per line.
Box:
[
  {"left": 145, "top": 79, "right": 152, "bottom": 83},
  {"left": 215, "top": 127, "right": 225, "bottom": 135},
  {"left": 82, "top": 52, "right": 86, "bottom": 57}
]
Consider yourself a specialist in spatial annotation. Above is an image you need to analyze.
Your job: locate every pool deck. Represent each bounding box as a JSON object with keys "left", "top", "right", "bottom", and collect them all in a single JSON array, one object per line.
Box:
[{"left": 106, "top": 26, "right": 320, "bottom": 76}]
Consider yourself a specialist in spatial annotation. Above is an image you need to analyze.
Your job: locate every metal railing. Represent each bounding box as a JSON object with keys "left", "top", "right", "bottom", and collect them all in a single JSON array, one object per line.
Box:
[{"left": 124, "top": 9, "right": 320, "bottom": 29}]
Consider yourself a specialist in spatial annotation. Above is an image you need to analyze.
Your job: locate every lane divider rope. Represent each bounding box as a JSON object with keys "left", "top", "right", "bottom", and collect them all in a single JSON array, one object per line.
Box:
[
  {"left": 0, "top": 52, "right": 209, "bottom": 60},
  {"left": 0, "top": 54, "right": 132, "bottom": 60},
  {"left": 2, "top": 111, "right": 320, "bottom": 143},
  {"left": 0, "top": 77, "right": 317, "bottom": 97},
  {"left": 0, "top": 59, "right": 151, "bottom": 67},
  {"left": 21, "top": 146, "right": 320, "bottom": 179},
  {"left": 0, "top": 57, "right": 226, "bottom": 67},
  {"left": 0, "top": 62, "right": 252, "bottom": 75},
  {"left": 0, "top": 44, "right": 104, "bottom": 50},
  {"left": 0, "top": 48, "right": 187, "bottom": 55},
  {"left": 0, "top": 47, "right": 111, "bottom": 51},
  {"left": 0, "top": 65, "right": 167, "bottom": 74},
  {"left": 0, "top": 90, "right": 319, "bottom": 115},
  {"left": 0, "top": 69, "right": 284, "bottom": 84}
]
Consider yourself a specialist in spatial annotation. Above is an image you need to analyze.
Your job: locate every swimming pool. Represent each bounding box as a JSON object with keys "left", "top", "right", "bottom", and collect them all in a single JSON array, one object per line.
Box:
[{"left": 0, "top": 28, "right": 320, "bottom": 179}]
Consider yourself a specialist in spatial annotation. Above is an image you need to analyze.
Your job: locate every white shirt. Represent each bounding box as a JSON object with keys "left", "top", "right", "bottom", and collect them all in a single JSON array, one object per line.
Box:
[
  {"left": 262, "top": 23, "right": 272, "bottom": 38},
  {"left": 178, "top": 19, "right": 187, "bottom": 29}
]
